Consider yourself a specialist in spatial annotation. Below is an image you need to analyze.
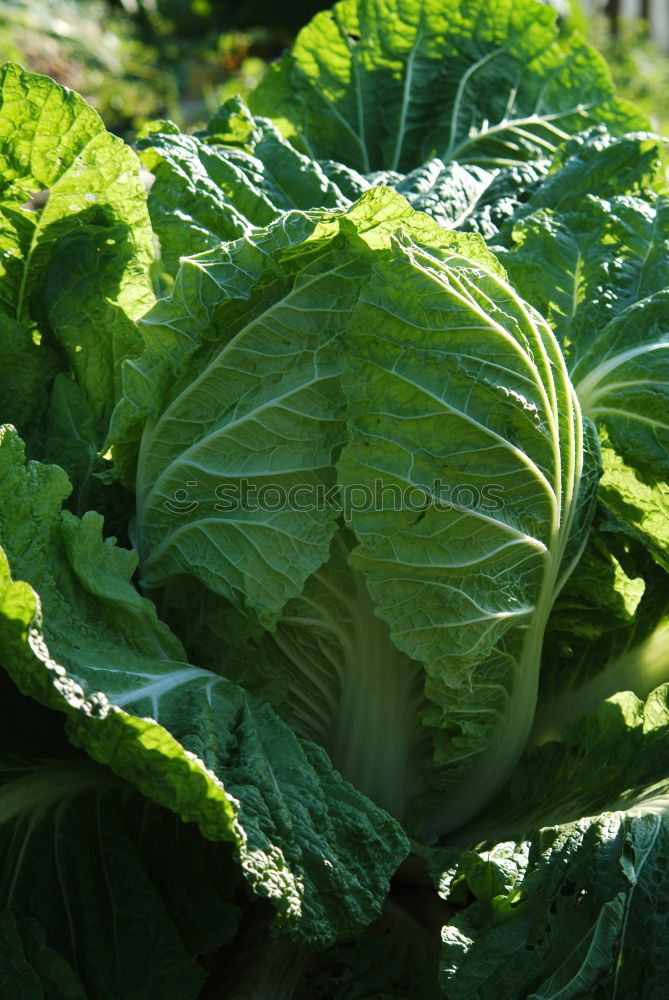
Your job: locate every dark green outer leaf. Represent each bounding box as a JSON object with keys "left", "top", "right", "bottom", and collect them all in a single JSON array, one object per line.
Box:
[
  {"left": 0, "top": 911, "right": 85, "bottom": 1000},
  {"left": 501, "top": 188, "right": 669, "bottom": 573},
  {"left": 438, "top": 686, "right": 669, "bottom": 1000},
  {"left": 0, "top": 426, "right": 408, "bottom": 948},
  {"left": 0, "top": 663, "right": 240, "bottom": 1000}
]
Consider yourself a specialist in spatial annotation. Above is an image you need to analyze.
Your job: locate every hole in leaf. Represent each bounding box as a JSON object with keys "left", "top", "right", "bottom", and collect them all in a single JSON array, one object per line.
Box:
[{"left": 20, "top": 189, "right": 49, "bottom": 211}]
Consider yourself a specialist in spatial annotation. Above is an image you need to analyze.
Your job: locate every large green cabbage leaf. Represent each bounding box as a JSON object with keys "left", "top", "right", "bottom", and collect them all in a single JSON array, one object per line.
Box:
[
  {"left": 498, "top": 140, "right": 669, "bottom": 548},
  {"left": 0, "top": 426, "right": 408, "bottom": 949},
  {"left": 494, "top": 149, "right": 669, "bottom": 725},
  {"left": 250, "top": 0, "right": 643, "bottom": 173},
  {"left": 0, "top": 63, "right": 153, "bottom": 513},
  {"left": 110, "top": 188, "right": 599, "bottom": 835}
]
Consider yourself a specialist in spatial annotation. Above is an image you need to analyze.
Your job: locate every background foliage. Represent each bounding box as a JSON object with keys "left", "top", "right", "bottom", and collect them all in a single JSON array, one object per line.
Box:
[{"left": 1, "top": 0, "right": 666, "bottom": 141}]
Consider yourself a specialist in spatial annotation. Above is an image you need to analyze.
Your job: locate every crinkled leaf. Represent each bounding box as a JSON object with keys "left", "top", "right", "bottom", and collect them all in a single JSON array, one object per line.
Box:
[
  {"left": 500, "top": 190, "right": 669, "bottom": 356},
  {"left": 498, "top": 126, "right": 662, "bottom": 235},
  {"left": 598, "top": 444, "right": 669, "bottom": 571},
  {"left": 138, "top": 100, "right": 534, "bottom": 265},
  {"left": 369, "top": 159, "right": 503, "bottom": 233},
  {"left": 0, "top": 426, "right": 408, "bottom": 948},
  {"left": 138, "top": 100, "right": 352, "bottom": 277},
  {"left": 439, "top": 686, "right": 669, "bottom": 999},
  {"left": 139, "top": 110, "right": 655, "bottom": 292},
  {"left": 0, "top": 61, "right": 152, "bottom": 325},
  {"left": 0, "top": 61, "right": 153, "bottom": 484},
  {"left": 470, "top": 685, "right": 669, "bottom": 841}
]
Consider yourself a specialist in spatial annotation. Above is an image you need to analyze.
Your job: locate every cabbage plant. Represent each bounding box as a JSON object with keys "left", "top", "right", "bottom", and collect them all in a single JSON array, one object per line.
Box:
[{"left": 1, "top": 1, "right": 669, "bottom": 998}]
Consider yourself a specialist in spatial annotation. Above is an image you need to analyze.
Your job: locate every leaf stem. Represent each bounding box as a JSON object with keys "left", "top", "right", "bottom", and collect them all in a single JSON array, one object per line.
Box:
[{"left": 530, "top": 620, "right": 669, "bottom": 746}]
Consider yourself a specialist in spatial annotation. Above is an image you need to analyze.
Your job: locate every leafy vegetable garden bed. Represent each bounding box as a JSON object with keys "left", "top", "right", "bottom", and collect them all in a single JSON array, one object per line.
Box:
[{"left": 1, "top": 0, "right": 668, "bottom": 996}]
